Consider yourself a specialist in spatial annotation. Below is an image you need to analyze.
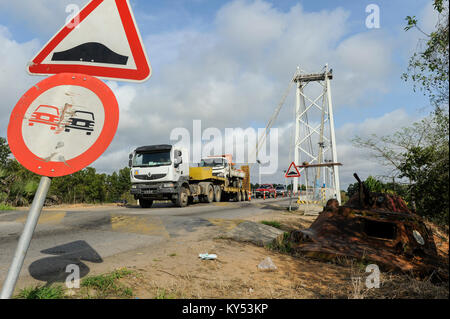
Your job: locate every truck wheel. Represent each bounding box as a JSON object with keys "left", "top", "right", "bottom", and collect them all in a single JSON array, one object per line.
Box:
[
  {"left": 236, "top": 191, "right": 242, "bottom": 202},
  {"left": 205, "top": 184, "right": 214, "bottom": 203},
  {"left": 175, "top": 187, "right": 189, "bottom": 207},
  {"left": 213, "top": 185, "right": 222, "bottom": 202},
  {"left": 139, "top": 199, "right": 153, "bottom": 208}
]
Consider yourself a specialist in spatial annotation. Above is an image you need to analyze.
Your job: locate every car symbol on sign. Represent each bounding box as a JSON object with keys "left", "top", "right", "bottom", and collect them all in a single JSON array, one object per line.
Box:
[
  {"left": 64, "top": 111, "right": 95, "bottom": 135},
  {"left": 28, "top": 105, "right": 60, "bottom": 130}
]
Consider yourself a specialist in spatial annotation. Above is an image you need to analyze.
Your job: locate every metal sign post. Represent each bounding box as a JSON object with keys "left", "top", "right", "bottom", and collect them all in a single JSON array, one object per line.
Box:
[
  {"left": 289, "top": 180, "right": 293, "bottom": 211},
  {"left": 285, "top": 162, "right": 300, "bottom": 212},
  {"left": 2, "top": 73, "right": 119, "bottom": 298},
  {"left": 1, "top": 0, "right": 149, "bottom": 297},
  {"left": 0, "top": 176, "right": 51, "bottom": 299}
]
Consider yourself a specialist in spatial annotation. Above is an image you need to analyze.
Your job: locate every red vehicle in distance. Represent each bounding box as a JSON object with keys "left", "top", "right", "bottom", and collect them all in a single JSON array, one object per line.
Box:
[
  {"left": 254, "top": 184, "right": 276, "bottom": 198},
  {"left": 28, "top": 105, "right": 60, "bottom": 130}
]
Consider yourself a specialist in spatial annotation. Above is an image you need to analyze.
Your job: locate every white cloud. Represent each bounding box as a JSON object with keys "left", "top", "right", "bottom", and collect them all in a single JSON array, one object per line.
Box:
[
  {"left": 336, "top": 109, "right": 422, "bottom": 188},
  {"left": 421, "top": 1, "right": 440, "bottom": 33},
  {"left": 0, "top": 0, "right": 87, "bottom": 35},
  {"left": 332, "top": 31, "right": 394, "bottom": 105},
  {"left": 216, "top": 0, "right": 286, "bottom": 55},
  {"left": 0, "top": 0, "right": 422, "bottom": 192},
  {"left": 0, "top": 26, "right": 40, "bottom": 131}
]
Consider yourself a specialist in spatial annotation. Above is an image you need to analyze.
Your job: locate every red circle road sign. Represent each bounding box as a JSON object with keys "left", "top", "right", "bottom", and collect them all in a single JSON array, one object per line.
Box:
[{"left": 7, "top": 73, "right": 119, "bottom": 177}]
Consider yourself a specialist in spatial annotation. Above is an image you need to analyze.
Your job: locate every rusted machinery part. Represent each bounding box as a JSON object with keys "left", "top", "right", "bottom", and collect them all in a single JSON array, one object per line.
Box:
[{"left": 292, "top": 193, "right": 447, "bottom": 279}]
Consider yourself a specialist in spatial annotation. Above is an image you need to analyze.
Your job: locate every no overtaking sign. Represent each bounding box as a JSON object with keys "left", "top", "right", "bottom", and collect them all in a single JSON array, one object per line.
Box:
[{"left": 7, "top": 73, "right": 119, "bottom": 177}]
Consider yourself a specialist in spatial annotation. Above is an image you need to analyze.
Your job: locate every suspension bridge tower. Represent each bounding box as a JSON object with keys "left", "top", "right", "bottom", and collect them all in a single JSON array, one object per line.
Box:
[{"left": 292, "top": 65, "right": 342, "bottom": 204}]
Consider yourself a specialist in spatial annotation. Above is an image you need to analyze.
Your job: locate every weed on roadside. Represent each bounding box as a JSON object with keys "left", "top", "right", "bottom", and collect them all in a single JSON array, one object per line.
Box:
[
  {"left": 266, "top": 232, "right": 295, "bottom": 254},
  {"left": 16, "top": 285, "right": 65, "bottom": 299},
  {"left": 79, "top": 268, "right": 135, "bottom": 298},
  {"left": 155, "top": 288, "right": 177, "bottom": 299},
  {"left": 261, "top": 220, "right": 282, "bottom": 229},
  {"left": 0, "top": 203, "right": 15, "bottom": 211}
]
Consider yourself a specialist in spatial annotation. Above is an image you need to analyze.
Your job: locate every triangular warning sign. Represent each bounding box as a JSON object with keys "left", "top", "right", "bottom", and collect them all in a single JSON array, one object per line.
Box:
[
  {"left": 285, "top": 162, "right": 301, "bottom": 178},
  {"left": 28, "top": 0, "right": 151, "bottom": 82}
]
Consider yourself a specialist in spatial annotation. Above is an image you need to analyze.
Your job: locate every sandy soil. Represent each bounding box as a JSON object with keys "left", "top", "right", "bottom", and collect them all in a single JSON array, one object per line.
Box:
[
  {"left": 11, "top": 203, "right": 447, "bottom": 299},
  {"left": 112, "top": 210, "right": 449, "bottom": 299}
]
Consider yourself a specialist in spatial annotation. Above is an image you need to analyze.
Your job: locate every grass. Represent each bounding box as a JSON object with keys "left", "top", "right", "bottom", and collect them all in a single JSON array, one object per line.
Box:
[
  {"left": 16, "top": 285, "right": 65, "bottom": 299},
  {"left": 266, "top": 232, "right": 294, "bottom": 254},
  {"left": 80, "top": 268, "right": 134, "bottom": 298},
  {"left": 15, "top": 268, "right": 136, "bottom": 299},
  {"left": 261, "top": 220, "right": 282, "bottom": 229},
  {"left": 168, "top": 253, "right": 177, "bottom": 257},
  {"left": 155, "top": 288, "right": 177, "bottom": 299},
  {"left": 0, "top": 203, "right": 15, "bottom": 211}
]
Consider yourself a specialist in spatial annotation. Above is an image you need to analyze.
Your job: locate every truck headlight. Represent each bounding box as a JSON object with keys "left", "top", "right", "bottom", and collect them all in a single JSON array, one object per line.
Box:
[
  {"left": 162, "top": 183, "right": 175, "bottom": 188},
  {"left": 132, "top": 184, "right": 137, "bottom": 189}
]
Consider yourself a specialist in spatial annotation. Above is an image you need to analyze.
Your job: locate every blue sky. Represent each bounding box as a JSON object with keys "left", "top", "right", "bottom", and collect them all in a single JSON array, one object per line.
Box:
[{"left": 0, "top": 0, "right": 438, "bottom": 187}]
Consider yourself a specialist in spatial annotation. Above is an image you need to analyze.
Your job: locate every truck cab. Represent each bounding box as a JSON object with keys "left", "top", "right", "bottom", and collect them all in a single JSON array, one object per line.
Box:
[
  {"left": 129, "top": 144, "right": 190, "bottom": 207},
  {"left": 199, "top": 157, "right": 228, "bottom": 178},
  {"left": 200, "top": 155, "right": 245, "bottom": 188}
]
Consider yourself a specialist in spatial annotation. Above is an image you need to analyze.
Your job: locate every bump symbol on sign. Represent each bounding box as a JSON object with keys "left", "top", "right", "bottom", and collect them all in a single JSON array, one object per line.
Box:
[
  {"left": 285, "top": 162, "right": 301, "bottom": 178},
  {"left": 27, "top": 0, "right": 151, "bottom": 82}
]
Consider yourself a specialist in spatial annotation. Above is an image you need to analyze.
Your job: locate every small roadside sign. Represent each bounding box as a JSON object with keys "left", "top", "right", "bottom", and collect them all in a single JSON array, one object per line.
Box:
[
  {"left": 285, "top": 162, "right": 301, "bottom": 178},
  {"left": 27, "top": 0, "right": 151, "bottom": 82},
  {"left": 7, "top": 73, "right": 119, "bottom": 177}
]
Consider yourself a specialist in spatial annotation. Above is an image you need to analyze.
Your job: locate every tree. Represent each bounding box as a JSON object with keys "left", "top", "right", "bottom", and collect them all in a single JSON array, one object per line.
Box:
[
  {"left": 352, "top": 117, "right": 435, "bottom": 179},
  {"left": 403, "top": 0, "right": 449, "bottom": 106},
  {"left": 398, "top": 132, "right": 449, "bottom": 224},
  {"left": 0, "top": 137, "right": 10, "bottom": 167},
  {"left": 1, "top": 140, "right": 134, "bottom": 206},
  {"left": 347, "top": 176, "right": 384, "bottom": 198},
  {"left": 346, "top": 175, "right": 409, "bottom": 199},
  {"left": 352, "top": 1, "right": 449, "bottom": 225}
]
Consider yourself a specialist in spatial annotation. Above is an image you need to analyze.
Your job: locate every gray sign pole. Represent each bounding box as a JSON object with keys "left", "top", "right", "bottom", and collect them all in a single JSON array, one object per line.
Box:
[
  {"left": 0, "top": 176, "right": 52, "bottom": 299},
  {"left": 289, "top": 180, "right": 293, "bottom": 211}
]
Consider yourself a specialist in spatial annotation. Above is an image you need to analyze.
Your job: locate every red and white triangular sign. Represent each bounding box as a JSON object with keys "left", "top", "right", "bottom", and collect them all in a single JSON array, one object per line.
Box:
[
  {"left": 285, "top": 162, "right": 301, "bottom": 178},
  {"left": 28, "top": 0, "right": 151, "bottom": 83}
]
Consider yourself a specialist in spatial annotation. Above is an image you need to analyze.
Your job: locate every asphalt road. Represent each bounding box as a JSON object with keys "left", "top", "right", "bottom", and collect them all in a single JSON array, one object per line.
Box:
[{"left": 0, "top": 197, "right": 292, "bottom": 291}]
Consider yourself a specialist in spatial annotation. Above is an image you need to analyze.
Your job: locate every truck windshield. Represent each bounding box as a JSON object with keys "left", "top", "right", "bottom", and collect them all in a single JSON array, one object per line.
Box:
[
  {"left": 199, "top": 158, "right": 224, "bottom": 167},
  {"left": 133, "top": 151, "right": 171, "bottom": 167}
]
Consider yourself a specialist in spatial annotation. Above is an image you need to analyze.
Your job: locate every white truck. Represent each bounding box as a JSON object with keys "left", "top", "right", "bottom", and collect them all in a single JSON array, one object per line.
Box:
[
  {"left": 129, "top": 144, "right": 250, "bottom": 208},
  {"left": 198, "top": 155, "right": 246, "bottom": 187}
]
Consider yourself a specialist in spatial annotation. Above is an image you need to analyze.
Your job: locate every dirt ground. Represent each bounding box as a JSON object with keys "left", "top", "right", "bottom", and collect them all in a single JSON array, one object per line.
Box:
[
  {"left": 13, "top": 203, "right": 447, "bottom": 299},
  {"left": 111, "top": 209, "right": 449, "bottom": 299}
]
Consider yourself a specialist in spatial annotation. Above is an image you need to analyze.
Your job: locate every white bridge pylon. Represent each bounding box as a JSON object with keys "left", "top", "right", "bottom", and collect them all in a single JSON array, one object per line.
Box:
[
  {"left": 292, "top": 65, "right": 341, "bottom": 204},
  {"left": 252, "top": 65, "right": 341, "bottom": 204}
]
